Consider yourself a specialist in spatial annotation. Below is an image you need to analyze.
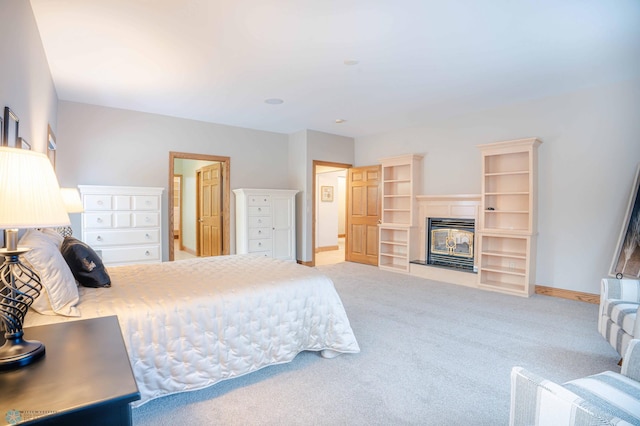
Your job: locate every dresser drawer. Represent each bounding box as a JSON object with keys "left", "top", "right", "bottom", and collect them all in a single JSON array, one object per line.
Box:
[
  {"left": 248, "top": 216, "right": 272, "bottom": 228},
  {"left": 248, "top": 250, "right": 272, "bottom": 258},
  {"left": 248, "top": 206, "right": 270, "bottom": 216},
  {"left": 133, "top": 212, "right": 159, "bottom": 227},
  {"left": 84, "top": 229, "right": 160, "bottom": 247},
  {"left": 84, "top": 195, "right": 112, "bottom": 211},
  {"left": 101, "top": 246, "right": 160, "bottom": 265},
  {"left": 84, "top": 213, "right": 113, "bottom": 228},
  {"left": 132, "top": 195, "right": 159, "bottom": 211},
  {"left": 249, "top": 227, "right": 271, "bottom": 239},
  {"left": 248, "top": 195, "right": 270, "bottom": 206},
  {"left": 248, "top": 239, "right": 271, "bottom": 252}
]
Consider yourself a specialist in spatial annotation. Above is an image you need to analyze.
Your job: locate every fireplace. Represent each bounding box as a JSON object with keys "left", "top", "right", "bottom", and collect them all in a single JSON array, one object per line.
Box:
[{"left": 427, "top": 218, "right": 475, "bottom": 271}]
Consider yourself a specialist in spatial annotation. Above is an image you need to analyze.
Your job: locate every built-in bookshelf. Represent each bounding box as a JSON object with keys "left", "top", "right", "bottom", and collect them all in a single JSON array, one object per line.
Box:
[
  {"left": 378, "top": 154, "right": 423, "bottom": 273},
  {"left": 477, "top": 138, "right": 541, "bottom": 296}
]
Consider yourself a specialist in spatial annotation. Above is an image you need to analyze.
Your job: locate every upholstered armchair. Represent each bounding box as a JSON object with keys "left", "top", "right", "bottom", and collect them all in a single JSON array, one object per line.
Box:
[
  {"left": 598, "top": 278, "right": 640, "bottom": 358},
  {"left": 510, "top": 339, "right": 640, "bottom": 425}
]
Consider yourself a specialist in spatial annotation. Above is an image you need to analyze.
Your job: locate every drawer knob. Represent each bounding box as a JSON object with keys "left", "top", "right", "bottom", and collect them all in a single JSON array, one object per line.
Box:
[
  {"left": 97, "top": 200, "right": 103, "bottom": 205},
  {"left": 97, "top": 218, "right": 103, "bottom": 223},
  {"left": 145, "top": 233, "right": 150, "bottom": 239},
  {"left": 145, "top": 251, "right": 151, "bottom": 256},
  {"left": 96, "top": 236, "right": 103, "bottom": 241},
  {"left": 258, "top": 242, "right": 262, "bottom": 247},
  {"left": 258, "top": 230, "right": 262, "bottom": 234},
  {"left": 145, "top": 217, "right": 151, "bottom": 222},
  {"left": 257, "top": 207, "right": 262, "bottom": 212}
]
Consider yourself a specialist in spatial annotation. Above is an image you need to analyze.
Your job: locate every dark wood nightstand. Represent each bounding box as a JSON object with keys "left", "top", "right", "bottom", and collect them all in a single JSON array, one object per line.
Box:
[{"left": 0, "top": 316, "right": 140, "bottom": 425}]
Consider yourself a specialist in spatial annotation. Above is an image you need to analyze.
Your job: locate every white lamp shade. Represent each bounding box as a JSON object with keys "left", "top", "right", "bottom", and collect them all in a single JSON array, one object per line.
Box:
[
  {"left": 0, "top": 147, "right": 70, "bottom": 228},
  {"left": 60, "top": 187, "right": 84, "bottom": 213}
]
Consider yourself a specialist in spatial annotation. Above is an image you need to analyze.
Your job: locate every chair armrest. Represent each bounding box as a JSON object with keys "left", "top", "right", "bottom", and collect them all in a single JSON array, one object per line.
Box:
[
  {"left": 622, "top": 339, "right": 640, "bottom": 380},
  {"left": 509, "top": 367, "right": 617, "bottom": 426}
]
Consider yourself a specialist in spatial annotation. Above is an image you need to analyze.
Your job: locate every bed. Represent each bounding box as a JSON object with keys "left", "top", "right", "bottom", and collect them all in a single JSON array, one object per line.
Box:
[{"left": 20, "top": 230, "right": 360, "bottom": 407}]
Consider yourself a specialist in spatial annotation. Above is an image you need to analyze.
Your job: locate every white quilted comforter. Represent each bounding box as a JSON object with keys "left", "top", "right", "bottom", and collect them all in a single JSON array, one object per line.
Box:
[{"left": 24, "top": 255, "right": 360, "bottom": 406}]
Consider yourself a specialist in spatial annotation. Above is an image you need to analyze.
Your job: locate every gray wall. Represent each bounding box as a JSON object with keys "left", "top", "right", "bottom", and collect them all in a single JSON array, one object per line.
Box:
[
  {"left": 355, "top": 78, "right": 640, "bottom": 294},
  {"left": 0, "top": 1, "right": 57, "bottom": 152},
  {"left": 291, "top": 130, "right": 355, "bottom": 262},
  {"left": 56, "top": 101, "right": 291, "bottom": 260}
]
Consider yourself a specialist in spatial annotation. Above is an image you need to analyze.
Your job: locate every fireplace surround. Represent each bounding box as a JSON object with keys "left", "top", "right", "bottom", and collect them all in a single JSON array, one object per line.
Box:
[{"left": 409, "top": 194, "right": 481, "bottom": 287}]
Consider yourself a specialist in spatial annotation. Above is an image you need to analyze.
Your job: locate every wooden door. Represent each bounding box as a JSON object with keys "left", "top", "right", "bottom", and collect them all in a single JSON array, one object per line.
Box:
[
  {"left": 197, "top": 163, "right": 222, "bottom": 256},
  {"left": 346, "top": 165, "right": 381, "bottom": 265}
]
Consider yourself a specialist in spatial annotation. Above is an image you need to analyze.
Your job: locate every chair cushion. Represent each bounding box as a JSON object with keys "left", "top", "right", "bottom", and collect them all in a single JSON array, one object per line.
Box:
[
  {"left": 605, "top": 300, "right": 640, "bottom": 335},
  {"left": 564, "top": 371, "right": 640, "bottom": 424}
]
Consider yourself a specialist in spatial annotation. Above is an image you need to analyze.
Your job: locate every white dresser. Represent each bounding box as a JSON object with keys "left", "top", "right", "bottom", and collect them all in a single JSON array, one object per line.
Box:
[
  {"left": 78, "top": 185, "right": 164, "bottom": 266},
  {"left": 233, "top": 188, "right": 298, "bottom": 261}
]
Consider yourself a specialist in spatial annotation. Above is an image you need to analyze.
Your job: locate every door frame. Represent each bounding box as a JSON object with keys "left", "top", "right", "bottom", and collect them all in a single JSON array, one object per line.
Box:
[
  {"left": 312, "top": 160, "right": 352, "bottom": 267},
  {"left": 168, "top": 151, "right": 231, "bottom": 261},
  {"left": 173, "top": 174, "right": 183, "bottom": 248}
]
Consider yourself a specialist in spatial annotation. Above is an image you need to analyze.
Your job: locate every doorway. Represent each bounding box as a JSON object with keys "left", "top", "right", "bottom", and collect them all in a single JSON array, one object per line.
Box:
[
  {"left": 168, "top": 152, "right": 230, "bottom": 261},
  {"left": 313, "top": 161, "right": 351, "bottom": 266}
]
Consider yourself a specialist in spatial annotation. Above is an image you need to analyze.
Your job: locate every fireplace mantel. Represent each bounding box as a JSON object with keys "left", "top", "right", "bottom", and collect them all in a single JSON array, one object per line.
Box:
[{"left": 411, "top": 194, "right": 481, "bottom": 287}]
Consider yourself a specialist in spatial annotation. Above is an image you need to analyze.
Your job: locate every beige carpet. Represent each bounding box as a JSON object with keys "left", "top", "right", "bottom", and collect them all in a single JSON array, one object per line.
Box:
[{"left": 133, "top": 262, "right": 619, "bottom": 425}]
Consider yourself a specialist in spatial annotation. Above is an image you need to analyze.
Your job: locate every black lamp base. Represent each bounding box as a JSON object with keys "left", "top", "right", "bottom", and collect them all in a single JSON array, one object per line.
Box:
[{"left": 0, "top": 333, "right": 45, "bottom": 371}]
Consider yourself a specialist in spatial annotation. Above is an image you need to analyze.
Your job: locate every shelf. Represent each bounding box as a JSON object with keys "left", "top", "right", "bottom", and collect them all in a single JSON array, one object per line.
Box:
[
  {"left": 484, "top": 171, "right": 529, "bottom": 177},
  {"left": 380, "top": 240, "right": 408, "bottom": 246},
  {"left": 481, "top": 250, "right": 526, "bottom": 259},
  {"left": 484, "top": 210, "right": 528, "bottom": 214},
  {"left": 484, "top": 174, "right": 529, "bottom": 193},
  {"left": 480, "top": 265, "right": 526, "bottom": 276},
  {"left": 478, "top": 280, "right": 526, "bottom": 294},
  {"left": 380, "top": 252, "right": 407, "bottom": 259},
  {"left": 481, "top": 228, "right": 531, "bottom": 235},
  {"left": 379, "top": 262, "right": 409, "bottom": 272},
  {"left": 485, "top": 192, "right": 529, "bottom": 196},
  {"left": 383, "top": 179, "right": 411, "bottom": 184}
]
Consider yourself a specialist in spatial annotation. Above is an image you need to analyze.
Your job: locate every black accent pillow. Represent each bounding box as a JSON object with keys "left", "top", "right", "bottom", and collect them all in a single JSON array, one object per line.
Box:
[{"left": 60, "top": 236, "right": 111, "bottom": 288}]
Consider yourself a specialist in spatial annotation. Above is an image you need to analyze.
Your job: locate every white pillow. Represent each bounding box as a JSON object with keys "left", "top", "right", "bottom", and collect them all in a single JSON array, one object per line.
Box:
[
  {"left": 18, "top": 229, "right": 80, "bottom": 317},
  {"left": 40, "top": 227, "right": 64, "bottom": 248}
]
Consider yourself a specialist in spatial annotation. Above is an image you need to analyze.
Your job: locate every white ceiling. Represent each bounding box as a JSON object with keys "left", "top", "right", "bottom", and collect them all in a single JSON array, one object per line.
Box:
[{"left": 30, "top": 0, "right": 640, "bottom": 138}]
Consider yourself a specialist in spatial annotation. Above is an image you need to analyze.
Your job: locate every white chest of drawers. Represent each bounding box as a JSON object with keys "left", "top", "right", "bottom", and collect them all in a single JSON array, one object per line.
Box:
[
  {"left": 233, "top": 188, "right": 298, "bottom": 261},
  {"left": 78, "top": 185, "right": 164, "bottom": 266}
]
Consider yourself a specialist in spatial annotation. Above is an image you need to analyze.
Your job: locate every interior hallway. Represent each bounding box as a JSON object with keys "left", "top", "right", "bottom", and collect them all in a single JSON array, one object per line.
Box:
[
  {"left": 174, "top": 239, "right": 197, "bottom": 260},
  {"left": 315, "top": 237, "right": 345, "bottom": 266}
]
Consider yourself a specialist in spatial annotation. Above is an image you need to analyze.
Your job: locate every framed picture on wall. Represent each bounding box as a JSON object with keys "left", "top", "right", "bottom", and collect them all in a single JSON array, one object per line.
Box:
[
  {"left": 47, "top": 124, "right": 57, "bottom": 169},
  {"left": 3, "top": 107, "right": 19, "bottom": 148},
  {"left": 610, "top": 164, "right": 640, "bottom": 278},
  {"left": 18, "top": 137, "right": 30, "bottom": 150},
  {"left": 321, "top": 186, "right": 334, "bottom": 202}
]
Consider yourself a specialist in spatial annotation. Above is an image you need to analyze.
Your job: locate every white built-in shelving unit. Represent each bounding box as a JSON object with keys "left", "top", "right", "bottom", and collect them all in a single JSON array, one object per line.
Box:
[
  {"left": 477, "top": 138, "right": 541, "bottom": 296},
  {"left": 378, "top": 154, "right": 423, "bottom": 273}
]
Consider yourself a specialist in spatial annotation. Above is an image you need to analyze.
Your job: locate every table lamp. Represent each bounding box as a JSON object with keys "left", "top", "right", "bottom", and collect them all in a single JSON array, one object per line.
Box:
[
  {"left": 58, "top": 187, "right": 84, "bottom": 237},
  {"left": 0, "top": 147, "right": 70, "bottom": 370}
]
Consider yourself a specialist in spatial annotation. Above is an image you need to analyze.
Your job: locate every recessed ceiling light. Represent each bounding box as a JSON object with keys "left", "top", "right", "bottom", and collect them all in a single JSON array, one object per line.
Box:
[
  {"left": 343, "top": 60, "right": 359, "bottom": 66},
  {"left": 335, "top": 119, "right": 346, "bottom": 124},
  {"left": 264, "top": 98, "right": 284, "bottom": 105}
]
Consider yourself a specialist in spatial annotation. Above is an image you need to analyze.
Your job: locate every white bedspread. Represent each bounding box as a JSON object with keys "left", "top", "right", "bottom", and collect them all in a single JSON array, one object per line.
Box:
[{"left": 24, "top": 255, "right": 360, "bottom": 406}]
